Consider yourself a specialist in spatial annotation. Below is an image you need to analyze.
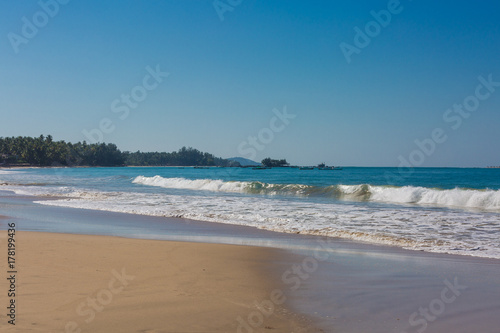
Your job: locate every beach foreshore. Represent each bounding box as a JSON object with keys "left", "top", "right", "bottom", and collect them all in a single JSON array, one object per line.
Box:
[
  {"left": 0, "top": 231, "right": 315, "bottom": 332},
  {"left": 1, "top": 192, "right": 500, "bottom": 332}
]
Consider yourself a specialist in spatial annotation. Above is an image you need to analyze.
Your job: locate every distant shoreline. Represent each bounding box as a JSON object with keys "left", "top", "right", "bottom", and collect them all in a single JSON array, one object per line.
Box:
[
  {"left": 0, "top": 164, "right": 236, "bottom": 169},
  {"left": 2, "top": 165, "right": 500, "bottom": 169}
]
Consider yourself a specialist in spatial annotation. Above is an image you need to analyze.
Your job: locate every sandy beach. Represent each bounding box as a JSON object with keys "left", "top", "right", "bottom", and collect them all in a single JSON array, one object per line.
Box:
[
  {"left": 1, "top": 192, "right": 500, "bottom": 332},
  {"left": 3, "top": 0, "right": 500, "bottom": 331},
  {"left": 0, "top": 231, "right": 314, "bottom": 333}
]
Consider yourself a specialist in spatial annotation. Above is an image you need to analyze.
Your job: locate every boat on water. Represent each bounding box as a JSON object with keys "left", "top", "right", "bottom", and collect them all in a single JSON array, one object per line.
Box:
[
  {"left": 252, "top": 166, "right": 271, "bottom": 170},
  {"left": 299, "top": 167, "right": 314, "bottom": 170},
  {"left": 315, "top": 163, "right": 342, "bottom": 170}
]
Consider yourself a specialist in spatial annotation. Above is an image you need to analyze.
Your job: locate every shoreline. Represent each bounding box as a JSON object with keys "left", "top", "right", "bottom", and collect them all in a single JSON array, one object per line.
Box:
[
  {"left": 1, "top": 192, "right": 500, "bottom": 331},
  {"left": 2, "top": 164, "right": 499, "bottom": 169},
  {"left": 0, "top": 165, "right": 235, "bottom": 169},
  {"left": 3, "top": 188, "right": 499, "bottom": 262},
  {"left": 12, "top": 190, "right": 500, "bottom": 261}
]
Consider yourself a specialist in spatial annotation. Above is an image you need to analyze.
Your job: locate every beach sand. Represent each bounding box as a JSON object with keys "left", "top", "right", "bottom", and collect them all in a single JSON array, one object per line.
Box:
[
  {"left": 1, "top": 192, "right": 500, "bottom": 332},
  {"left": 0, "top": 231, "right": 314, "bottom": 332}
]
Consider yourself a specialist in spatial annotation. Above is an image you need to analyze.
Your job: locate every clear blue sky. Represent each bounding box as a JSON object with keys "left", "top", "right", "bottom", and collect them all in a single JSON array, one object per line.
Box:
[{"left": 1, "top": 0, "right": 499, "bottom": 167}]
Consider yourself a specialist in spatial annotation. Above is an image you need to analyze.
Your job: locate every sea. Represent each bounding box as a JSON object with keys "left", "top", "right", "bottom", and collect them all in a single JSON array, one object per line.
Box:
[{"left": 1, "top": 166, "right": 500, "bottom": 259}]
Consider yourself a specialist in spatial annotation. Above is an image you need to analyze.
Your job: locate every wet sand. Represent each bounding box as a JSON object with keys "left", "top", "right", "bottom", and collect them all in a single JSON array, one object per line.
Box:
[{"left": 0, "top": 191, "right": 499, "bottom": 332}]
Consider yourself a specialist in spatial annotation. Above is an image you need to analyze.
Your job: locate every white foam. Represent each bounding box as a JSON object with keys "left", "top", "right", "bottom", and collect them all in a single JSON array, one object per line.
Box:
[
  {"left": 33, "top": 188, "right": 500, "bottom": 259},
  {"left": 368, "top": 185, "right": 500, "bottom": 210},
  {"left": 3, "top": 175, "right": 500, "bottom": 259},
  {"left": 0, "top": 170, "right": 25, "bottom": 175},
  {"left": 132, "top": 175, "right": 248, "bottom": 192},
  {"left": 132, "top": 176, "right": 500, "bottom": 211}
]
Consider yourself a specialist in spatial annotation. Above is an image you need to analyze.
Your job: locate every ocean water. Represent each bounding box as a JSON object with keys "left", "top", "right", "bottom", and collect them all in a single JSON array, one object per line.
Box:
[{"left": 1, "top": 166, "right": 500, "bottom": 258}]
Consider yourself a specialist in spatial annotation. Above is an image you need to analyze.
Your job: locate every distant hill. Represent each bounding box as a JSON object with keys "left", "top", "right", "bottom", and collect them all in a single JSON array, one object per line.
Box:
[{"left": 227, "top": 157, "right": 261, "bottom": 166}]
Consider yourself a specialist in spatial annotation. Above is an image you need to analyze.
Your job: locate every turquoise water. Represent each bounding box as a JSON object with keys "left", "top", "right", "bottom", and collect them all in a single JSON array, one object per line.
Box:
[
  {"left": 1, "top": 167, "right": 500, "bottom": 258},
  {"left": 7, "top": 166, "right": 500, "bottom": 189}
]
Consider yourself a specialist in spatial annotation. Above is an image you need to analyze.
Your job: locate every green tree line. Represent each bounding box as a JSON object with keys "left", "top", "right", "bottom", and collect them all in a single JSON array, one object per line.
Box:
[
  {"left": 123, "top": 147, "right": 237, "bottom": 166},
  {"left": 0, "top": 135, "right": 237, "bottom": 167}
]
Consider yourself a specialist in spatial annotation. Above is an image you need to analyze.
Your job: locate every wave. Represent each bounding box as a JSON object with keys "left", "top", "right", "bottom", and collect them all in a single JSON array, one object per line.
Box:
[
  {"left": 368, "top": 185, "right": 500, "bottom": 210},
  {"left": 132, "top": 176, "right": 500, "bottom": 210},
  {"left": 132, "top": 176, "right": 249, "bottom": 192},
  {"left": 0, "top": 170, "right": 25, "bottom": 175},
  {"left": 34, "top": 188, "right": 500, "bottom": 259}
]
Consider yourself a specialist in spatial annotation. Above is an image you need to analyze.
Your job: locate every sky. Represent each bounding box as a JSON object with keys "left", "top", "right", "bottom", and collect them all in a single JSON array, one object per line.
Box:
[{"left": 1, "top": 0, "right": 499, "bottom": 167}]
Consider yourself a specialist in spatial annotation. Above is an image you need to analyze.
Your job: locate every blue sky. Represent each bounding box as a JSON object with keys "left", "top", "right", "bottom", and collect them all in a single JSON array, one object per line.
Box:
[{"left": 1, "top": 0, "right": 499, "bottom": 167}]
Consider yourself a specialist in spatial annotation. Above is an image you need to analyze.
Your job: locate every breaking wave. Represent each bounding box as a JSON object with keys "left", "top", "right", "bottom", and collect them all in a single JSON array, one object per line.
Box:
[{"left": 132, "top": 176, "right": 500, "bottom": 211}]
